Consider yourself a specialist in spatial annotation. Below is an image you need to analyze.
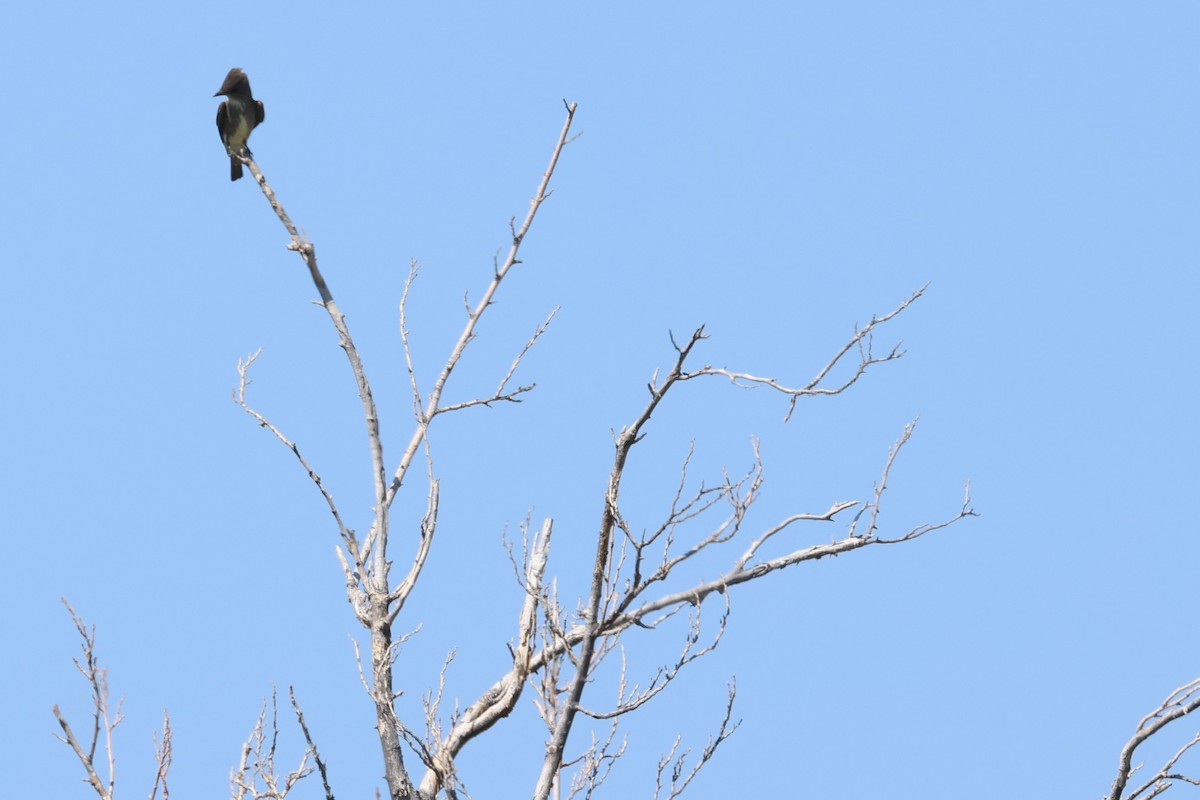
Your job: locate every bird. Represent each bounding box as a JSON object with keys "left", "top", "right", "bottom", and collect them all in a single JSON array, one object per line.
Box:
[{"left": 214, "top": 68, "right": 266, "bottom": 181}]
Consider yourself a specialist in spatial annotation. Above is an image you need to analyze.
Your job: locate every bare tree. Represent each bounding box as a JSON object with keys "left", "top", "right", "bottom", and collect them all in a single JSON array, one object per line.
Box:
[
  {"left": 53, "top": 97, "right": 1200, "bottom": 800},
  {"left": 225, "top": 100, "right": 977, "bottom": 800},
  {"left": 1106, "top": 679, "right": 1200, "bottom": 800}
]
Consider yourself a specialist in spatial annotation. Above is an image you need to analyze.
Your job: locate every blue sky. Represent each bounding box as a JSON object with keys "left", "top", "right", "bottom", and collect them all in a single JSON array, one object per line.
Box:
[{"left": 4, "top": 3, "right": 1198, "bottom": 798}]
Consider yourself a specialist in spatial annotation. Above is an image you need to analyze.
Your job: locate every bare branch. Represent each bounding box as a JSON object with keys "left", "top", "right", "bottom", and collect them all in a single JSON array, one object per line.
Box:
[
  {"left": 290, "top": 687, "right": 335, "bottom": 800},
  {"left": 850, "top": 419, "right": 915, "bottom": 541},
  {"left": 420, "top": 650, "right": 458, "bottom": 761},
  {"left": 230, "top": 687, "right": 315, "bottom": 800},
  {"left": 399, "top": 260, "right": 426, "bottom": 423},
  {"left": 489, "top": 419, "right": 972, "bottom": 727},
  {"left": 391, "top": 304, "right": 972, "bottom": 800},
  {"left": 855, "top": 421, "right": 977, "bottom": 544},
  {"left": 565, "top": 722, "right": 627, "bottom": 800},
  {"left": 872, "top": 478, "right": 975, "bottom": 545},
  {"left": 733, "top": 498, "right": 858, "bottom": 571},
  {"left": 244, "top": 153, "right": 394, "bottom": 648},
  {"left": 52, "top": 704, "right": 111, "bottom": 800},
  {"left": 234, "top": 350, "right": 354, "bottom": 547},
  {"left": 243, "top": 100, "right": 578, "bottom": 800},
  {"left": 533, "top": 326, "right": 710, "bottom": 800},
  {"left": 417, "top": 519, "right": 555, "bottom": 798},
  {"left": 686, "top": 285, "right": 926, "bottom": 421},
  {"left": 52, "top": 599, "right": 122, "bottom": 800},
  {"left": 618, "top": 450, "right": 762, "bottom": 617},
  {"left": 1107, "top": 679, "right": 1200, "bottom": 800},
  {"left": 531, "top": 578, "right": 568, "bottom": 735},
  {"left": 499, "top": 307, "right": 559, "bottom": 398},
  {"left": 150, "top": 711, "right": 173, "bottom": 800},
  {"left": 436, "top": 307, "right": 559, "bottom": 414},
  {"left": 653, "top": 681, "right": 740, "bottom": 800},
  {"left": 386, "top": 104, "right": 579, "bottom": 516},
  {"left": 387, "top": 477, "right": 439, "bottom": 622},
  {"left": 580, "top": 595, "right": 730, "bottom": 721}
]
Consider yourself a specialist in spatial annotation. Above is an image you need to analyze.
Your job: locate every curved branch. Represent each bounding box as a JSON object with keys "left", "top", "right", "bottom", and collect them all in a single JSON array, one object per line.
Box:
[
  {"left": 1107, "top": 679, "right": 1200, "bottom": 800},
  {"left": 688, "top": 285, "right": 925, "bottom": 421}
]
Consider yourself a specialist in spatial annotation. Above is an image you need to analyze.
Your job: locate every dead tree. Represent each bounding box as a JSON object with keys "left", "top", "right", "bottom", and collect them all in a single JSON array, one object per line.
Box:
[
  {"left": 228, "top": 101, "right": 974, "bottom": 799},
  {"left": 56, "top": 102, "right": 985, "bottom": 800},
  {"left": 53, "top": 98, "right": 1200, "bottom": 800}
]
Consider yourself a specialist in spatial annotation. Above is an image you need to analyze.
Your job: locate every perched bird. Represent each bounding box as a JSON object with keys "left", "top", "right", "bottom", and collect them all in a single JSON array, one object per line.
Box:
[{"left": 214, "top": 68, "right": 266, "bottom": 181}]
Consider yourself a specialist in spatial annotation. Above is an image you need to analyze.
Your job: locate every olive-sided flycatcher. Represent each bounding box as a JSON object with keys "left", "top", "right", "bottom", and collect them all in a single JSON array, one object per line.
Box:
[{"left": 214, "top": 68, "right": 265, "bottom": 181}]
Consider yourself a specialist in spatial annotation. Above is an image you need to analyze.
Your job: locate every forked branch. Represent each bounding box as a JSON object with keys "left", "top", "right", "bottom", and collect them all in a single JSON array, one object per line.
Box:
[
  {"left": 653, "top": 681, "right": 740, "bottom": 800},
  {"left": 387, "top": 103, "right": 579, "bottom": 516},
  {"left": 230, "top": 686, "right": 318, "bottom": 800},
  {"left": 238, "top": 102, "right": 579, "bottom": 800},
  {"left": 514, "top": 295, "right": 971, "bottom": 797},
  {"left": 1106, "top": 678, "right": 1200, "bottom": 800},
  {"left": 52, "top": 600, "right": 172, "bottom": 800},
  {"left": 688, "top": 285, "right": 926, "bottom": 421}
]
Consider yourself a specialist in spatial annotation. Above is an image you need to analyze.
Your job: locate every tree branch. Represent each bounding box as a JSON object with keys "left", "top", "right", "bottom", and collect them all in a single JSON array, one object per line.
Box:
[
  {"left": 386, "top": 102, "right": 578, "bottom": 515},
  {"left": 652, "top": 681, "right": 740, "bottom": 800},
  {"left": 230, "top": 686, "right": 315, "bottom": 800},
  {"left": 234, "top": 349, "right": 353, "bottom": 546},
  {"left": 52, "top": 599, "right": 124, "bottom": 800},
  {"left": 532, "top": 326, "right": 709, "bottom": 800},
  {"left": 686, "top": 285, "right": 926, "bottom": 421},
  {"left": 1107, "top": 678, "right": 1200, "bottom": 800},
  {"left": 241, "top": 99, "right": 579, "bottom": 800},
  {"left": 416, "top": 519, "right": 554, "bottom": 797}
]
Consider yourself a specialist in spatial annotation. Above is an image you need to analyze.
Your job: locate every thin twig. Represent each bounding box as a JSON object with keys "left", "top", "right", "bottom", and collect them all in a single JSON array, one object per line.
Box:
[
  {"left": 688, "top": 285, "right": 926, "bottom": 421},
  {"left": 234, "top": 350, "right": 352, "bottom": 543},
  {"left": 52, "top": 600, "right": 122, "bottom": 800},
  {"left": 290, "top": 687, "right": 335, "bottom": 800},
  {"left": 150, "top": 711, "right": 173, "bottom": 800}
]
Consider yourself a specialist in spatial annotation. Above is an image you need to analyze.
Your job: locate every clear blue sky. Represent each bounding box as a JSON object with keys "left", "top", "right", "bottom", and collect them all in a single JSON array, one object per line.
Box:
[{"left": 4, "top": 4, "right": 1197, "bottom": 798}]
